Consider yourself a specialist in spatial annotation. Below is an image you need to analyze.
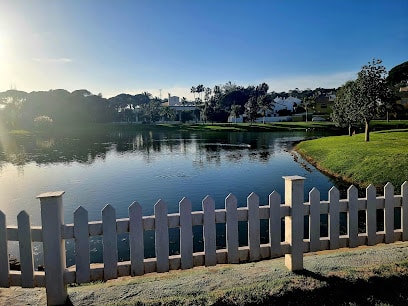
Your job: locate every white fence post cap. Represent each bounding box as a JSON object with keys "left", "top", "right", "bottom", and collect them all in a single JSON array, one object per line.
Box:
[
  {"left": 282, "top": 175, "right": 305, "bottom": 181},
  {"left": 37, "top": 191, "right": 65, "bottom": 199}
]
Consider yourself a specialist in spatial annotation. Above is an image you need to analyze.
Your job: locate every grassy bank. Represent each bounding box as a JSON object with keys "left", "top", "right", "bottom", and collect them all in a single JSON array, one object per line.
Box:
[{"left": 295, "top": 129, "right": 408, "bottom": 189}]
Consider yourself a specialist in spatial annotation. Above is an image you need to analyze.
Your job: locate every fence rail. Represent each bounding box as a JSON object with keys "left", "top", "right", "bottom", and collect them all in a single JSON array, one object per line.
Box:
[{"left": 0, "top": 176, "right": 407, "bottom": 305}]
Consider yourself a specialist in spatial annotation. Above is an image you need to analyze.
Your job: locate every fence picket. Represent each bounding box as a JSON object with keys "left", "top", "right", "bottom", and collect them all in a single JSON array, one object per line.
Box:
[
  {"left": 203, "top": 196, "right": 216, "bottom": 266},
  {"left": 366, "top": 185, "right": 377, "bottom": 245},
  {"left": 102, "top": 204, "right": 118, "bottom": 280},
  {"left": 155, "top": 200, "right": 169, "bottom": 272},
  {"left": 269, "top": 191, "right": 281, "bottom": 256},
  {"left": 329, "top": 187, "right": 340, "bottom": 250},
  {"left": 179, "top": 198, "right": 193, "bottom": 269},
  {"left": 129, "top": 202, "right": 144, "bottom": 276},
  {"left": 309, "top": 188, "right": 320, "bottom": 251},
  {"left": 74, "top": 206, "right": 90, "bottom": 284},
  {"left": 403, "top": 182, "right": 408, "bottom": 241},
  {"left": 0, "top": 211, "right": 9, "bottom": 287},
  {"left": 248, "top": 192, "right": 260, "bottom": 261},
  {"left": 226, "top": 194, "right": 239, "bottom": 263},
  {"left": 348, "top": 185, "right": 359, "bottom": 248},
  {"left": 17, "top": 211, "right": 34, "bottom": 288},
  {"left": 2, "top": 176, "right": 408, "bottom": 306},
  {"left": 384, "top": 183, "right": 395, "bottom": 243}
]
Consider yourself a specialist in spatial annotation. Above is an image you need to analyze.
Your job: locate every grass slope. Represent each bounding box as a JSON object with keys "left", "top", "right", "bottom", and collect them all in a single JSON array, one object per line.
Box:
[{"left": 295, "top": 129, "right": 408, "bottom": 189}]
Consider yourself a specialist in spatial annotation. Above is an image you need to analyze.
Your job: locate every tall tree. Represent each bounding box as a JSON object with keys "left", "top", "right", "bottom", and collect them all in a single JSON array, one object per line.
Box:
[
  {"left": 257, "top": 94, "right": 274, "bottom": 124},
  {"left": 355, "top": 59, "right": 390, "bottom": 142},
  {"left": 244, "top": 96, "right": 259, "bottom": 124},
  {"left": 331, "top": 81, "right": 360, "bottom": 136},
  {"left": 190, "top": 86, "right": 196, "bottom": 101},
  {"left": 230, "top": 104, "right": 241, "bottom": 124},
  {"left": 302, "top": 94, "right": 316, "bottom": 122}
]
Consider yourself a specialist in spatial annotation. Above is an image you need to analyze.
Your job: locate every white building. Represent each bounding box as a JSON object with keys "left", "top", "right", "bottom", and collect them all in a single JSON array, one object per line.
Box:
[
  {"left": 168, "top": 94, "right": 180, "bottom": 106},
  {"left": 273, "top": 96, "right": 301, "bottom": 114}
]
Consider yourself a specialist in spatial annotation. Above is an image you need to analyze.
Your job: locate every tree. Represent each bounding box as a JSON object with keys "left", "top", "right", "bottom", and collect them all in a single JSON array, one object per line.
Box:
[
  {"left": 190, "top": 86, "right": 196, "bottom": 101},
  {"left": 230, "top": 104, "right": 241, "bottom": 124},
  {"left": 302, "top": 95, "right": 316, "bottom": 122},
  {"left": 257, "top": 94, "right": 274, "bottom": 124},
  {"left": 196, "top": 84, "right": 205, "bottom": 101},
  {"left": 141, "top": 98, "right": 161, "bottom": 123},
  {"left": 387, "top": 60, "right": 408, "bottom": 86},
  {"left": 331, "top": 81, "right": 360, "bottom": 136},
  {"left": 244, "top": 96, "right": 259, "bottom": 124},
  {"left": 159, "top": 106, "right": 176, "bottom": 121},
  {"left": 355, "top": 59, "right": 390, "bottom": 142}
]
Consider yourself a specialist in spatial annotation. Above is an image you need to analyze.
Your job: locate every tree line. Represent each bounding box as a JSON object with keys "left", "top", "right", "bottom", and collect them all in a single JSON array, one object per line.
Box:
[
  {"left": 1, "top": 59, "right": 406, "bottom": 132},
  {"left": 0, "top": 83, "right": 332, "bottom": 129},
  {"left": 332, "top": 59, "right": 408, "bottom": 141}
]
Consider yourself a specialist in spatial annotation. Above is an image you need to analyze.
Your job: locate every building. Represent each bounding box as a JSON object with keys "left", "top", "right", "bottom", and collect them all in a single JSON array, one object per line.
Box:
[
  {"left": 273, "top": 96, "right": 301, "bottom": 114},
  {"left": 168, "top": 94, "right": 180, "bottom": 106},
  {"left": 314, "top": 92, "right": 336, "bottom": 115}
]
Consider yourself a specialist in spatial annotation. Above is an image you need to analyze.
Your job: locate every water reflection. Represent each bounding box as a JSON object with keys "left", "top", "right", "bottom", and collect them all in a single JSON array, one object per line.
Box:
[
  {"left": 1, "top": 128, "right": 347, "bottom": 266},
  {"left": 0, "top": 130, "right": 297, "bottom": 167}
]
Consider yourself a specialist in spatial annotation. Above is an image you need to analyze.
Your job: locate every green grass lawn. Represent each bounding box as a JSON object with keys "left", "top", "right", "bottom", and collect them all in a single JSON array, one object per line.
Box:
[{"left": 295, "top": 129, "right": 408, "bottom": 189}]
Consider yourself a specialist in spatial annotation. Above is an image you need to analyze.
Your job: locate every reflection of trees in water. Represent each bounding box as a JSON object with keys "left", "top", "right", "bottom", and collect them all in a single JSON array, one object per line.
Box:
[
  {"left": 0, "top": 130, "right": 283, "bottom": 166},
  {"left": 0, "top": 134, "right": 110, "bottom": 165}
]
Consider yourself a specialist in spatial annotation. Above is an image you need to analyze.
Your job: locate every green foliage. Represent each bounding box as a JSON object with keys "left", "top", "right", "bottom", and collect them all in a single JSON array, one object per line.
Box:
[
  {"left": 332, "top": 59, "right": 392, "bottom": 141},
  {"left": 244, "top": 96, "right": 259, "bottom": 123},
  {"left": 295, "top": 130, "right": 408, "bottom": 189},
  {"left": 355, "top": 59, "right": 391, "bottom": 141},
  {"left": 331, "top": 81, "right": 360, "bottom": 135},
  {"left": 387, "top": 60, "right": 408, "bottom": 86}
]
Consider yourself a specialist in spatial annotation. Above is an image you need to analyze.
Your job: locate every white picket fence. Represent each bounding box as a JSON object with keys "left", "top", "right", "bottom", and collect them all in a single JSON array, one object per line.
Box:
[{"left": 0, "top": 176, "right": 407, "bottom": 305}]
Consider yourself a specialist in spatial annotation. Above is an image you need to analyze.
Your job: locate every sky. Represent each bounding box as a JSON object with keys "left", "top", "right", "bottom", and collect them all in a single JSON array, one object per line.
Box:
[{"left": 0, "top": 0, "right": 407, "bottom": 99}]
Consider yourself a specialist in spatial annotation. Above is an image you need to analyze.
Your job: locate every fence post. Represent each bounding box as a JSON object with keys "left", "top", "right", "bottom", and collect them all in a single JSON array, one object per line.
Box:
[
  {"left": 283, "top": 176, "right": 305, "bottom": 271},
  {"left": 37, "top": 191, "right": 67, "bottom": 306}
]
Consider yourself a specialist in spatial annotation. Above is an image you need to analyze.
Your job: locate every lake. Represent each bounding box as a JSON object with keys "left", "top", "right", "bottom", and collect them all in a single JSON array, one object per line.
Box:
[{"left": 0, "top": 128, "right": 346, "bottom": 266}]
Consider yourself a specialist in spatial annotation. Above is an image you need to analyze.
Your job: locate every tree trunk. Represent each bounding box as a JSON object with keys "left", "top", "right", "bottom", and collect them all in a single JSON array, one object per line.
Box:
[
  {"left": 348, "top": 125, "right": 352, "bottom": 136},
  {"left": 365, "top": 119, "right": 370, "bottom": 142}
]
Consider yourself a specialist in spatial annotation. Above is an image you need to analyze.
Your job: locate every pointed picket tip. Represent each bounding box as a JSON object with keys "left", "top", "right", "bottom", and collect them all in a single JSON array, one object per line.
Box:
[
  {"left": 384, "top": 182, "right": 394, "bottom": 194},
  {"left": 225, "top": 194, "right": 237, "bottom": 210},
  {"left": 329, "top": 186, "right": 339, "bottom": 194},
  {"left": 366, "top": 184, "right": 376, "bottom": 196},
  {"left": 74, "top": 206, "right": 88, "bottom": 216},
  {"left": 129, "top": 201, "right": 142, "bottom": 211},
  {"left": 102, "top": 204, "right": 115, "bottom": 214},
  {"left": 0, "top": 210, "right": 5, "bottom": 218},
  {"left": 226, "top": 193, "right": 237, "bottom": 203},
  {"left": 247, "top": 192, "right": 259, "bottom": 202},
  {"left": 402, "top": 181, "right": 408, "bottom": 194},
  {"left": 347, "top": 185, "right": 358, "bottom": 194},
  {"left": 309, "top": 187, "right": 320, "bottom": 197},
  {"left": 366, "top": 184, "right": 376, "bottom": 192},
  {"left": 269, "top": 190, "right": 281, "bottom": 201},
  {"left": 129, "top": 202, "right": 142, "bottom": 218},
  {"left": 202, "top": 196, "right": 215, "bottom": 210},
  {"left": 179, "top": 197, "right": 192, "bottom": 210},
  {"left": 154, "top": 199, "right": 167, "bottom": 210}
]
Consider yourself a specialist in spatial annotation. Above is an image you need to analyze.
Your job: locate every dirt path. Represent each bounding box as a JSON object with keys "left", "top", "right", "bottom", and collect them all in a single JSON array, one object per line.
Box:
[{"left": 2, "top": 242, "right": 408, "bottom": 305}]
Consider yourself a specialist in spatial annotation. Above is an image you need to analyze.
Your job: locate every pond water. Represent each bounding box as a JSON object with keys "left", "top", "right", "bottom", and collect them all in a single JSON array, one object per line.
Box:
[{"left": 0, "top": 128, "right": 347, "bottom": 266}]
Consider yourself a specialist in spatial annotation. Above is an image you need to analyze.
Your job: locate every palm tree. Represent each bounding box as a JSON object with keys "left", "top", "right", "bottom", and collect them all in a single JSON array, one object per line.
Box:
[{"left": 190, "top": 86, "right": 196, "bottom": 101}]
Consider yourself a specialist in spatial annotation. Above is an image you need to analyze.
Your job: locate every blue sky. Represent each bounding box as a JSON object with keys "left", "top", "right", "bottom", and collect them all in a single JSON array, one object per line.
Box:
[{"left": 0, "top": 0, "right": 407, "bottom": 98}]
